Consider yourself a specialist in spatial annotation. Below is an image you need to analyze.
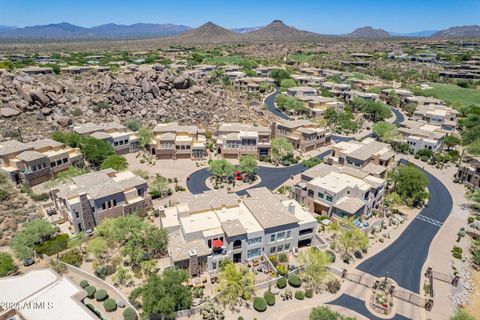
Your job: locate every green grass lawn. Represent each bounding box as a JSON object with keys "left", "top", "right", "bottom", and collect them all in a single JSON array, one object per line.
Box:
[{"left": 420, "top": 83, "right": 480, "bottom": 109}]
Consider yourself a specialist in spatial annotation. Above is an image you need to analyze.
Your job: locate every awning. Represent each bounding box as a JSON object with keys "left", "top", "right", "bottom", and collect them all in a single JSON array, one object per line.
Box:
[{"left": 212, "top": 239, "right": 223, "bottom": 248}]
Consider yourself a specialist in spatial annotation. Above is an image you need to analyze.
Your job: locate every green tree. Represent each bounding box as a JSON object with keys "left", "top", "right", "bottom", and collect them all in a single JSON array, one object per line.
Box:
[
  {"left": 0, "top": 252, "right": 15, "bottom": 277},
  {"left": 389, "top": 165, "right": 429, "bottom": 206},
  {"left": 450, "top": 310, "right": 475, "bottom": 320},
  {"left": 372, "top": 121, "right": 399, "bottom": 142},
  {"left": 299, "top": 247, "right": 332, "bottom": 290},
  {"left": 10, "top": 219, "right": 58, "bottom": 260},
  {"left": 138, "top": 269, "right": 192, "bottom": 319},
  {"left": 388, "top": 92, "right": 400, "bottom": 107},
  {"left": 361, "top": 100, "right": 392, "bottom": 122},
  {"left": 138, "top": 127, "right": 153, "bottom": 149},
  {"left": 68, "top": 231, "right": 86, "bottom": 254},
  {"left": 271, "top": 137, "right": 294, "bottom": 165},
  {"left": 82, "top": 137, "right": 115, "bottom": 168},
  {"left": 87, "top": 237, "right": 108, "bottom": 260},
  {"left": 149, "top": 174, "right": 171, "bottom": 198},
  {"left": 320, "top": 88, "right": 333, "bottom": 97},
  {"left": 404, "top": 102, "right": 417, "bottom": 116},
  {"left": 270, "top": 69, "right": 291, "bottom": 84},
  {"left": 467, "top": 139, "right": 480, "bottom": 156},
  {"left": 125, "top": 119, "right": 141, "bottom": 132},
  {"left": 217, "top": 260, "right": 255, "bottom": 307},
  {"left": 323, "top": 107, "right": 339, "bottom": 127},
  {"left": 309, "top": 306, "right": 355, "bottom": 320},
  {"left": 239, "top": 155, "right": 257, "bottom": 180},
  {"left": 337, "top": 219, "right": 369, "bottom": 257},
  {"left": 443, "top": 135, "right": 461, "bottom": 150},
  {"left": 280, "top": 78, "right": 297, "bottom": 89},
  {"left": 208, "top": 159, "right": 235, "bottom": 184},
  {"left": 101, "top": 154, "right": 128, "bottom": 171}
]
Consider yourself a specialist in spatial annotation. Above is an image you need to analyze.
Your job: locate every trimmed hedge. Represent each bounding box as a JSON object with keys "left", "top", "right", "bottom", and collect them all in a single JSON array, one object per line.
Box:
[
  {"left": 103, "top": 298, "right": 117, "bottom": 312},
  {"left": 80, "top": 280, "right": 89, "bottom": 288},
  {"left": 288, "top": 274, "right": 302, "bottom": 288},
  {"left": 294, "top": 290, "right": 305, "bottom": 300},
  {"left": 123, "top": 307, "right": 138, "bottom": 320},
  {"left": 264, "top": 291, "right": 275, "bottom": 306},
  {"left": 85, "top": 285, "right": 96, "bottom": 298},
  {"left": 34, "top": 234, "right": 69, "bottom": 256},
  {"left": 253, "top": 297, "right": 267, "bottom": 312},
  {"left": 95, "top": 289, "right": 109, "bottom": 301},
  {"left": 60, "top": 249, "right": 83, "bottom": 267},
  {"left": 305, "top": 288, "right": 314, "bottom": 298},
  {"left": 277, "top": 277, "right": 287, "bottom": 289}
]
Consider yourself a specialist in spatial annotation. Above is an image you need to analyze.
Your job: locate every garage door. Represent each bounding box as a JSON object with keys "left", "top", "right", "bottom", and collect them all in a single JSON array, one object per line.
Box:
[
  {"left": 157, "top": 153, "right": 173, "bottom": 160},
  {"left": 176, "top": 153, "right": 191, "bottom": 159},
  {"left": 306, "top": 145, "right": 315, "bottom": 152},
  {"left": 223, "top": 154, "right": 237, "bottom": 159},
  {"left": 29, "top": 174, "right": 50, "bottom": 186}
]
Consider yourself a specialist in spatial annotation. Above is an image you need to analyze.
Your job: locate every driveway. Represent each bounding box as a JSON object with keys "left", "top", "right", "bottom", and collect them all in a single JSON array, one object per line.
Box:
[
  {"left": 356, "top": 164, "right": 453, "bottom": 293},
  {"left": 264, "top": 87, "right": 291, "bottom": 120}
]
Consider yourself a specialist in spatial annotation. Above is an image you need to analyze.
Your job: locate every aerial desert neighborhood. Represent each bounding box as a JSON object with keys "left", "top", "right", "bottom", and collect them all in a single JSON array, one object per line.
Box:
[{"left": 1, "top": 1, "right": 480, "bottom": 320}]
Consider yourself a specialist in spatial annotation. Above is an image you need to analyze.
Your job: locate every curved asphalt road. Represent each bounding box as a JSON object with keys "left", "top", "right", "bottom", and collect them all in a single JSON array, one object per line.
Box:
[
  {"left": 356, "top": 164, "right": 453, "bottom": 293},
  {"left": 391, "top": 106, "right": 405, "bottom": 125},
  {"left": 264, "top": 87, "right": 291, "bottom": 120}
]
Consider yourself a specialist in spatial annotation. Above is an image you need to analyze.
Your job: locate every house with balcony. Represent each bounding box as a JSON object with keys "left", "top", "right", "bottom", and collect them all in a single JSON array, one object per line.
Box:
[
  {"left": 404, "top": 95, "right": 444, "bottom": 107},
  {"left": 411, "top": 104, "right": 459, "bottom": 131},
  {"left": 349, "top": 78, "right": 384, "bottom": 91},
  {"left": 345, "top": 90, "right": 379, "bottom": 103},
  {"left": 255, "top": 66, "right": 279, "bottom": 77},
  {"left": 380, "top": 88, "right": 413, "bottom": 105},
  {"left": 292, "top": 163, "right": 386, "bottom": 218},
  {"left": 321, "top": 81, "right": 351, "bottom": 98},
  {"left": 296, "top": 96, "right": 344, "bottom": 118},
  {"left": 398, "top": 120, "right": 447, "bottom": 153},
  {"left": 216, "top": 123, "right": 271, "bottom": 159},
  {"left": 456, "top": 157, "right": 480, "bottom": 190},
  {"left": 271, "top": 120, "right": 331, "bottom": 152},
  {"left": 72, "top": 122, "right": 139, "bottom": 155},
  {"left": 326, "top": 138, "right": 395, "bottom": 178},
  {"left": 160, "top": 187, "right": 317, "bottom": 276},
  {"left": 50, "top": 169, "right": 152, "bottom": 234},
  {"left": 292, "top": 74, "right": 324, "bottom": 86},
  {"left": 0, "top": 139, "right": 82, "bottom": 186},
  {"left": 151, "top": 122, "right": 207, "bottom": 160},
  {"left": 233, "top": 77, "right": 274, "bottom": 92}
]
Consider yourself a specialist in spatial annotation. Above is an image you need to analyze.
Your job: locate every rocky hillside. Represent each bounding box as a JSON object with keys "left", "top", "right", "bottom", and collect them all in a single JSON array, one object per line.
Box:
[
  {"left": 175, "top": 22, "right": 239, "bottom": 43},
  {"left": 0, "top": 66, "right": 271, "bottom": 141},
  {"left": 242, "top": 20, "right": 321, "bottom": 41},
  {"left": 348, "top": 26, "right": 390, "bottom": 38},
  {"left": 431, "top": 25, "right": 480, "bottom": 38}
]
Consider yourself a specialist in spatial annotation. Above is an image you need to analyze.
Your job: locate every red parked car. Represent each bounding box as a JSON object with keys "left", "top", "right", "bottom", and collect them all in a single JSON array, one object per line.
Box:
[{"left": 234, "top": 171, "right": 242, "bottom": 180}]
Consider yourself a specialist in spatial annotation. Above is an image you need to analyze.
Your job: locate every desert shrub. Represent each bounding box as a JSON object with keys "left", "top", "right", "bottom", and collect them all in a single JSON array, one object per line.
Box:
[
  {"left": 305, "top": 288, "right": 314, "bottom": 298},
  {"left": 95, "top": 266, "right": 108, "bottom": 279},
  {"left": 288, "top": 274, "right": 302, "bottom": 288},
  {"left": 103, "top": 298, "right": 117, "bottom": 312},
  {"left": 276, "top": 264, "right": 288, "bottom": 276},
  {"left": 80, "top": 280, "right": 89, "bottom": 288},
  {"left": 326, "top": 278, "right": 341, "bottom": 294},
  {"left": 278, "top": 253, "right": 288, "bottom": 263},
  {"left": 277, "top": 277, "right": 287, "bottom": 289},
  {"left": 34, "top": 234, "right": 69, "bottom": 256},
  {"left": 269, "top": 255, "right": 278, "bottom": 265},
  {"left": 264, "top": 291, "right": 275, "bottom": 306},
  {"left": 123, "top": 307, "right": 138, "bottom": 320},
  {"left": 253, "top": 297, "right": 267, "bottom": 312},
  {"left": 95, "top": 289, "right": 109, "bottom": 301},
  {"left": 59, "top": 249, "right": 83, "bottom": 267},
  {"left": 117, "top": 300, "right": 126, "bottom": 308},
  {"left": 242, "top": 290, "right": 251, "bottom": 300},
  {"left": 85, "top": 285, "right": 96, "bottom": 298},
  {"left": 294, "top": 290, "right": 305, "bottom": 300},
  {"left": 0, "top": 188, "right": 9, "bottom": 201}
]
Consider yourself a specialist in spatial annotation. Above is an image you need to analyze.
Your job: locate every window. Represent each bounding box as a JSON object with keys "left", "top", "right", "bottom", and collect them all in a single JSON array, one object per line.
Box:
[
  {"left": 208, "top": 239, "right": 212, "bottom": 248},
  {"left": 247, "top": 248, "right": 261, "bottom": 259},
  {"left": 42, "top": 162, "right": 47, "bottom": 168},
  {"left": 247, "top": 237, "right": 262, "bottom": 245},
  {"left": 286, "top": 230, "right": 291, "bottom": 238},
  {"left": 113, "top": 199, "right": 117, "bottom": 206},
  {"left": 102, "top": 203, "right": 106, "bottom": 210},
  {"left": 212, "top": 261, "right": 217, "bottom": 270},
  {"left": 137, "top": 188, "right": 144, "bottom": 197},
  {"left": 317, "top": 192, "right": 324, "bottom": 199},
  {"left": 307, "top": 189, "right": 314, "bottom": 198},
  {"left": 270, "top": 234, "right": 276, "bottom": 243},
  {"left": 78, "top": 223, "right": 83, "bottom": 232},
  {"left": 326, "top": 195, "right": 333, "bottom": 202},
  {"left": 63, "top": 158, "right": 68, "bottom": 164},
  {"left": 51, "top": 162, "right": 56, "bottom": 168},
  {"left": 270, "top": 247, "right": 276, "bottom": 254},
  {"left": 284, "top": 243, "right": 290, "bottom": 251},
  {"left": 277, "top": 231, "right": 285, "bottom": 239},
  {"left": 277, "top": 245, "right": 283, "bottom": 252}
]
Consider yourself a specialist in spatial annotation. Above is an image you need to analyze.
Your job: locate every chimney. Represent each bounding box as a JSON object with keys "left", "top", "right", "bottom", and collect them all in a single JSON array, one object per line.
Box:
[
  {"left": 288, "top": 202, "right": 295, "bottom": 215},
  {"left": 158, "top": 205, "right": 166, "bottom": 218}
]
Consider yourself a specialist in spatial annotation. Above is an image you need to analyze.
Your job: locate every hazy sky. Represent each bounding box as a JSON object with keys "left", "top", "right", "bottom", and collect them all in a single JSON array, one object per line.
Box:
[{"left": 1, "top": 0, "right": 479, "bottom": 33}]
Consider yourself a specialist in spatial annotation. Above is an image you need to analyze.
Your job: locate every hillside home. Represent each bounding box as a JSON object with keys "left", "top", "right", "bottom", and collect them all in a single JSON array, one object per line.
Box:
[
  {"left": 411, "top": 104, "right": 459, "bottom": 130},
  {"left": 286, "top": 86, "right": 318, "bottom": 98},
  {"left": 216, "top": 123, "right": 271, "bottom": 159},
  {"left": 297, "top": 96, "right": 344, "bottom": 117},
  {"left": 326, "top": 138, "right": 395, "bottom": 178},
  {"left": 50, "top": 169, "right": 152, "bottom": 234},
  {"left": 233, "top": 77, "right": 273, "bottom": 92},
  {"left": 73, "top": 122, "right": 139, "bottom": 155},
  {"left": 0, "top": 139, "right": 82, "bottom": 186},
  {"left": 455, "top": 157, "right": 480, "bottom": 189},
  {"left": 292, "top": 164, "right": 386, "bottom": 219},
  {"left": 271, "top": 120, "right": 331, "bottom": 152},
  {"left": 151, "top": 122, "right": 207, "bottom": 160},
  {"left": 292, "top": 74, "right": 324, "bottom": 86},
  {"left": 398, "top": 120, "right": 447, "bottom": 153},
  {"left": 160, "top": 188, "right": 317, "bottom": 275}
]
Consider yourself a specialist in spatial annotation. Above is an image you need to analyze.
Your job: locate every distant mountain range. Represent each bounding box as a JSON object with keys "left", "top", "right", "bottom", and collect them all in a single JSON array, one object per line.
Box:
[
  {"left": 0, "top": 21, "right": 478, "bottom": 41},
  {"left": 0, "top": 22, "right": 191, "bottom": 39}
]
